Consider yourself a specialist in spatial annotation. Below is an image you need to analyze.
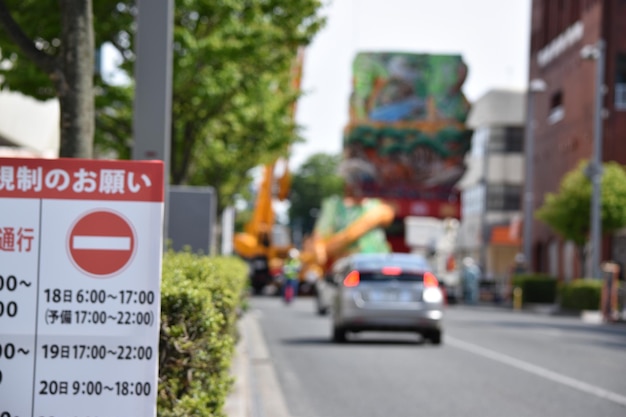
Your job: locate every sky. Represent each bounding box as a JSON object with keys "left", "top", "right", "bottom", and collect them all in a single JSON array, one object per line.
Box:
[{"left": 291, "top": 0, "right": 532, "bottom": 169}]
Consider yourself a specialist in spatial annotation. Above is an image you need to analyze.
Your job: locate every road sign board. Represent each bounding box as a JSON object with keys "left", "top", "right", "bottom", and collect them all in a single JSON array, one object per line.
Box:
[
  {"left": 0, "top": 157, "right": 164, "bottom": 417},
  {"left": 68, "top": 210, "right": 137, "bottom": 277}
]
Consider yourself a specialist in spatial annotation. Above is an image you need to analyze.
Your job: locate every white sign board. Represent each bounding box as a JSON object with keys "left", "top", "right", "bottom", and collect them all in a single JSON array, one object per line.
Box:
[{"left": 0, "top": 157, "right": 164, "bottom": 417}]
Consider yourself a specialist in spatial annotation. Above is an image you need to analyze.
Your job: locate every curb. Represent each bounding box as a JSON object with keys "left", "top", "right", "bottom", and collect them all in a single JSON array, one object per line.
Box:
[
  {"left": 224, "top": 315, "right": 252, "bottom": 417},
  {"left": 225, "top": 310, "right": 291, "bottom": 417}
]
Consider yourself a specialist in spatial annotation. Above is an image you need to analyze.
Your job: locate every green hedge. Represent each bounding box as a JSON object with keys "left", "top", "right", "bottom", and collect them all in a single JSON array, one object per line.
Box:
[
  {"left": 511, "top": 274, "right": 558, "bottom": 304},
  {"left": 559, "top": 279, "right": 602, "bottom": 311},
  {"left": 158, "top": 251, "right": 249, "bottom": 417}
]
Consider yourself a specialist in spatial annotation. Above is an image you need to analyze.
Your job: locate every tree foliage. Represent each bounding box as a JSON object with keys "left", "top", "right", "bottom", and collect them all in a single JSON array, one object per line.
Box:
[
  {"left": 0, "top": 0, "right": 96, "bottom": 157},
  {"left": 288, "top": 152, "right": 344, "bottom": 237},
  {"left": 0, "top": 0, "right": 325, "bottom": 213},
  {"left": 536, "top": 160, "right": 626, "bottom": 246}
]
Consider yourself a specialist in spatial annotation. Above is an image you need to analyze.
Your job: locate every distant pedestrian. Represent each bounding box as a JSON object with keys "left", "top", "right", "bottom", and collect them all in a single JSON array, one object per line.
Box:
[
  {"left": 282, "top": 248, "right": 302, "bottom": 304},
  {"left": 461, "top": 257, "right": 480, "bottom": 304}
]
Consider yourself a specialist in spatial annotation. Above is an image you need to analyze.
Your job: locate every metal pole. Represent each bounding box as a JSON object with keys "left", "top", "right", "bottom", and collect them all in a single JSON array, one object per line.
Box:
[
  {"left": 133, "top": 0, "right": 174, "bottom": 246},
  {"left": 590, "top": 40, "right": 605, "bottom": 279},
  {"left": 523, "top": 79, "right": 546, "bottom": 272},
  {"left": 523, "top": 91, "right": 535, "bottom": 271}
]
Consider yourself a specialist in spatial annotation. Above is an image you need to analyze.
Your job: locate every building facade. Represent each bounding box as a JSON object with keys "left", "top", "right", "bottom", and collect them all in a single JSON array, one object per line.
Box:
[
  {"left": 529, "top": 0, "right": 626, "bottom": 279},
  {"left": 0, "top": 90, "right": 59, "bottom": 157},
  {"left": 457, "top": 90, "right": 526, "bottom": 286}
]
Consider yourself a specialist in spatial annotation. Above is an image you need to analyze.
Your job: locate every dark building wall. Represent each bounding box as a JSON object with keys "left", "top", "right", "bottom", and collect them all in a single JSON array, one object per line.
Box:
[
  {"left": 528, "top": 0, "right": 626, "bottom": 276},
  {"left": 605, "top": 0, "right": 626, "bottom": 160}
]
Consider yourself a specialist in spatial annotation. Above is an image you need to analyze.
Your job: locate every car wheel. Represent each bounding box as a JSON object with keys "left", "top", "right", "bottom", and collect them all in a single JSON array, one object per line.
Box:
[
  {"left": 316, "top": 296, "right": 329, "bottom": 315},
  {"left": 426, "top": 330, "right": 442, "bottom": 345},
  {"left": 332, "top": 325, "right": 347, "bottom": 343},
  {"left": 252, "top": 283, "right": 264, "bottom": 295}
]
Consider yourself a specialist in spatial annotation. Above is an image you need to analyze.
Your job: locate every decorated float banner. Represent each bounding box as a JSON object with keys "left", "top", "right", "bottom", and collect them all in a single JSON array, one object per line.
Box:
[
  {"left": 341, "top": 52, "right": 473, "bottom": 214},
  {"left": 0, "top": 157, "right": 164, "bottom": 417},
  {"left": 349, "top": 52, "right": 470, "bottom": 124}
]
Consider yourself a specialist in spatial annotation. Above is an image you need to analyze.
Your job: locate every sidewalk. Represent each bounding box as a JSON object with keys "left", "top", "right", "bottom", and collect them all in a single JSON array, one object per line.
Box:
[{"left": 470, "top": 299, "right": 626, "bottom": 326}]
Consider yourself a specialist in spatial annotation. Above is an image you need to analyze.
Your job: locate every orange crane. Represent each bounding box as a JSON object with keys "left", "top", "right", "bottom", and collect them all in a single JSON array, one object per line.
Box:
[
  {"left": 233, "top": 159, "right": 292, "bottom": 293},
  {"left": 233, "top": 48, "right": 305, "bottom": 293}
]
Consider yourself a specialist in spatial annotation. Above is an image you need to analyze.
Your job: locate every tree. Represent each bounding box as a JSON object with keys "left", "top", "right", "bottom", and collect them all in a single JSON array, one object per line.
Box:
[
  {"left": 288, "top": 152, "right": 344, "bottom": 237},
  {"left": 0, "top": 0, "right": 95, "bottom": 157},
  {"left": 536, "top": 160, "right": 626, "bottom": 271},
  {"left": 0, "top": 1, "right": 325, "bottom": 213}
]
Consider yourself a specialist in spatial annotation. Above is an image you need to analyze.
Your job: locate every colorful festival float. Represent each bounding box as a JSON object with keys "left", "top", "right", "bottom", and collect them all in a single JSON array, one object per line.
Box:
[{"left": 304, "top": 52, "right": 473, "bottom": 270}]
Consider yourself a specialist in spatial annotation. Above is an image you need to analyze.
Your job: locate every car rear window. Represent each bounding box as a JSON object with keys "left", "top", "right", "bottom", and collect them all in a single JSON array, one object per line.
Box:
[
  {"left": 358, "top": 272, "right": 425, "bottom": 282},
  {"left": 353, "top": 256, "right": 431, "bottom": 271}
]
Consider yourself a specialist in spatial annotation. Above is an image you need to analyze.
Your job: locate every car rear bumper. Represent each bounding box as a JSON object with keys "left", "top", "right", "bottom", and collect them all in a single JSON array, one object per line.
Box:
[{"left": 335, "top": 305, "right": 443, "bottom": 332}]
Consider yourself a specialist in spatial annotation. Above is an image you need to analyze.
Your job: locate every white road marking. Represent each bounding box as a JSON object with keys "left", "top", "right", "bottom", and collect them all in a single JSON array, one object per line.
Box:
[
  {"left": 72, "top": 236, "right": 131, "bottom": 250},
  {"left": 447, "top": 336, "right": 626, "bottom": 408}
]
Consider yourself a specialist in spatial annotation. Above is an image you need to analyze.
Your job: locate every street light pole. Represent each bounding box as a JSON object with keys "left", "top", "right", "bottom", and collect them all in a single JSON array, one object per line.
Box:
[
  {"left": 581, "top": 40, "right": 606, "bottom": 279},
  {"left": 523, "top": 79, "right": 546, "bottom": 272}
]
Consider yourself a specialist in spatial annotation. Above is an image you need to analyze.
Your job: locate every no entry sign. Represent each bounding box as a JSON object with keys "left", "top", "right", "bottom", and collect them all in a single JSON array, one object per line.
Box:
[
  {"left": 68, "top": 210, "right": 137, "bottom": 277},
  {"left": 0, "top": 157, "right": 164, "bottom": 417}
]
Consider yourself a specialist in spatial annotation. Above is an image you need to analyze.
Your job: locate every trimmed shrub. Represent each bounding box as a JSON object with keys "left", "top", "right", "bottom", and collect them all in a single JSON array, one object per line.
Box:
[
  {"left": 559, "top": 279, "right": 602, "bottom": 311},
  {"left": 511, "top": 274, "right": 558, "bottom": 304},
  {"left": 158, "top": 251, "right": 248, "bottom": 417}
]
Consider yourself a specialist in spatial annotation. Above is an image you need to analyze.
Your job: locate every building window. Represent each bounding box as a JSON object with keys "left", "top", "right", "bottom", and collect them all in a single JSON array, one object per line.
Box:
[
  {"left": 615, "top": 53, "right": 626, "bottom": 110},
  {"left": 486, "top": 184, "right": 522, "bottom": 211},
  {"left": 548, "top": 90, "right": 565, "bottom": 124},
  {"left": 504, "top": 127, "right": 524, "bottom": 152},
  {"left": 486, "top": 127, "right": 524, "bottom": 153}
]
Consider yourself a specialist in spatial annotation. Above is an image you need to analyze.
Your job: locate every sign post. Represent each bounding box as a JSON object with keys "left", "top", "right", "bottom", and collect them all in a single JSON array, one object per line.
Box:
[{"left": 0, "top": 157, "right": 164, "bottom": 417}]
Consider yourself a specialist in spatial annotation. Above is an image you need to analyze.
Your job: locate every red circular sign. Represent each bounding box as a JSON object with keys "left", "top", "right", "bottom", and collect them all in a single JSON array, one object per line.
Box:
[{"left": 68, "top": 210, "right": 136, "bottom": 277}]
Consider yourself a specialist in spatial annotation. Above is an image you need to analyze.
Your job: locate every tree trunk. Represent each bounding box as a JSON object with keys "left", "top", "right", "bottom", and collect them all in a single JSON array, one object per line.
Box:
[
  {"left": 58, "top": 0, "right": 94, "bottom": 158},
  {"left": 0, "top": 1, "right": 94, "bottom": 157}
]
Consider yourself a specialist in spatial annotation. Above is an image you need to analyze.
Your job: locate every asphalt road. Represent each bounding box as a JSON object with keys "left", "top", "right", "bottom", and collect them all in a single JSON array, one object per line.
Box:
[{"left": 242, "top": 295, "right": 626, "bottom": 417}]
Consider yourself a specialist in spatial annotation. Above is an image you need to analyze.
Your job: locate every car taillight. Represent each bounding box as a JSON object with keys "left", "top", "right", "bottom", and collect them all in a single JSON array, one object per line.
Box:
[
  {"left": 423, "top": 272, "right": 443, "bottom": 303},
  {"left": 423, "top": 271, "right": 439, "bottom": 287},
  {"left": 343, "top": 270, "right": 360, "bottom": 287}
]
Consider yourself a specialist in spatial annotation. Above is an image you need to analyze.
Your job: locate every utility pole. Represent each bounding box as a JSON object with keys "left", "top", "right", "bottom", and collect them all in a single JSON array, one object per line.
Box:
[
  {"left": 581, "top": 40, "right": 606, "bottom": 279},
  {"left": 523, "top": 79, "right": 546, "bottom": 272},
  {"left": 133, "top": 0, "right": 174, "bottom": 246}
]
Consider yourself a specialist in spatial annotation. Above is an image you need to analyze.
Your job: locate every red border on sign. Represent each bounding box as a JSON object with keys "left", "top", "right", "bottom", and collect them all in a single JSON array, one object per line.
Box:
[
  {"left": 67, "top": 209, "right": 138, "bottom": 278},
  {"left": 0, "top": 157, "right": 164, "bottom": 202}
]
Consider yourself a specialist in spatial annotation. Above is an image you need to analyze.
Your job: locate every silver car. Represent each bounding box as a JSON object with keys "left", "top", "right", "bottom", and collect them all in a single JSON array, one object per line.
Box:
[{"left": 317, "top": 253, "right": 444, "bottom": 345}]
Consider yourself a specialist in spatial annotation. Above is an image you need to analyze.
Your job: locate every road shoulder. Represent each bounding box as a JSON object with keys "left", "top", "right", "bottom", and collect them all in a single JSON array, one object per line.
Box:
[{"left": 225, "top": 309, "right": 291, "bottom": 417}]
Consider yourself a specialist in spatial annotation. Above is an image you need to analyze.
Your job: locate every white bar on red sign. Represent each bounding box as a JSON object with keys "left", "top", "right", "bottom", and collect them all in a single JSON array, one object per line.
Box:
[{"left": 72, "top": 236, "right": 132, "bottom": 250}]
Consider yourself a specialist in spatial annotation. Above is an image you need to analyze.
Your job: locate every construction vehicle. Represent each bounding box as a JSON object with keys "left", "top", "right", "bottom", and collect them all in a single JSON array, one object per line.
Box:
[
  {"left": 300, "top": 52, "right": 473, "bottom": 297},
  {"left": 233, "top": 160, "right": 293, "bottom": 294},
  {"left": 233, "top": 49, "right": 305, "bottom": 294}
]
